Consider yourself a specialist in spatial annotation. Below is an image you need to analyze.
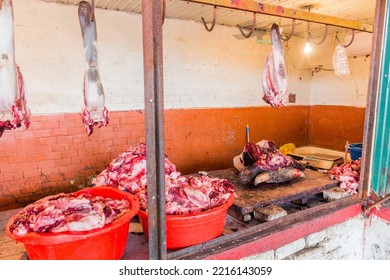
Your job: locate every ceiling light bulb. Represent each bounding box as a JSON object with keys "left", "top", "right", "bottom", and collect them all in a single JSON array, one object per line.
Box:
[{"left": 304, "top": 41, "right": 312, "bottom": 54}]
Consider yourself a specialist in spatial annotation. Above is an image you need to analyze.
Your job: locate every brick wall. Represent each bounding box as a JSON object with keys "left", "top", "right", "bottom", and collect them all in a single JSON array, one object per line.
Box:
[{"left": 0, "top": 106, "right": 309, "bottom": 211}]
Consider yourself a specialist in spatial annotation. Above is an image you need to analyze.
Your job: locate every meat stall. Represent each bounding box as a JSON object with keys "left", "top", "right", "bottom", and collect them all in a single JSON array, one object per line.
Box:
[{"left": 1, "top": 0, "right": 390, "bottom": 261}]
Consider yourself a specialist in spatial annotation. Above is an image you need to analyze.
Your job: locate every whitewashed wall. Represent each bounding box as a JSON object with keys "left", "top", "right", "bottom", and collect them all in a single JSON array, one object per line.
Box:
[
  {"left": 13, "top": 0, "right": 311, "bottom": 115},
  {"left": 244, "top": 214, "right": 390, "bottom": 260},
  {"left": 12, "top": 0, "right": 369, "bottom": 115},
  {"left": 309, "top": 34, "right": 371, "bottom": 107}
]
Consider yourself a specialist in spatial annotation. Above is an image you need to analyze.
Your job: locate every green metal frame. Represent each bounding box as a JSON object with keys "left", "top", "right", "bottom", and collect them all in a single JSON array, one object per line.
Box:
[{"left": 372, "top": 1, "right": 390, "bottom": 197}]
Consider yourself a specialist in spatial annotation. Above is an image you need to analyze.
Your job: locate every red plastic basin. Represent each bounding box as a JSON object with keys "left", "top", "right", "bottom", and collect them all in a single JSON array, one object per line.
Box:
[
  {"left": 138, "top": 194, "right": 235, "bottom": 250},
  {"left": 6, "top": 186, "right": 140, "bottom": 260}
]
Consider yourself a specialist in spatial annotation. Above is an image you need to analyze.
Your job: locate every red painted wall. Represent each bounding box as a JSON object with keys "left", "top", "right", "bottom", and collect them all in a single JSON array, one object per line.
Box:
[{"left": 0, "top": 105, "right": 365, "bottom": 210}]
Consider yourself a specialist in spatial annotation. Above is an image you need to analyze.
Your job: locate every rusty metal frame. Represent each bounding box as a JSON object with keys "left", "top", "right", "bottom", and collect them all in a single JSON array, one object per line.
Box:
[
  {"left": 359, "top": 0, "right": 386, "bottom": 199},
  {"left": 184, "top": 0, "right": 373, "bottom": 33},
  {"left": 141, "top": 0, "right": 167, "bottom": 260}
]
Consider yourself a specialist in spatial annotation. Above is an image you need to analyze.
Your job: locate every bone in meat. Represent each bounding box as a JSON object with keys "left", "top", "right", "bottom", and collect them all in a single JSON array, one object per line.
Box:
[
  {"left": 78, "top": 1, "right": 109, "bottom": 136},
  {"left": 0, "top": 0, "right": 31, "bottom": 137},
  {"left": 262, "top": 23, "right": 288, "bottom": 108}
]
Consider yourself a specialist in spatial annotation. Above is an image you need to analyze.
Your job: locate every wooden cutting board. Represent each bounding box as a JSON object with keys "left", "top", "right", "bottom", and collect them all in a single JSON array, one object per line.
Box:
[{"left": 206, "top": 168, "right": 338, "bottom": 221}]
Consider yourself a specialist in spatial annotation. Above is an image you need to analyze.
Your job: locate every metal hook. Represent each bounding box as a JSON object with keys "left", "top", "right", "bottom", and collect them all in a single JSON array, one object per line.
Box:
[
  {"left": 237, "top": 13, "right": 256, "bottom": 38},
  {"left": 278, "top": 19, "right": 296, "bottom": 41},
  {"left": 90, "top": 0, "right": 95, "bottom": 22},
  {"left": 201, "top": 5, "right": 217, "bottom": 32},
  {"left": 162, "top": 0, "right": 166, "bottom": 25},
  {"left": 309, "top": 25, "right": 329, "bottom": 45},
  {"left": 336, "top": 29, "right": 355, "bottom": 47}
]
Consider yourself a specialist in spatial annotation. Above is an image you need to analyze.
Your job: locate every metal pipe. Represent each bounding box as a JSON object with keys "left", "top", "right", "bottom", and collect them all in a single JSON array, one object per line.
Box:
[
  {"left": 366, "top": 193, "right": 390, "bottom": 212},
  {"left": 184, "top": 0, "right": 373, "bottom": 33},
  {"left": 359, "top": 0, "right": 386, "bottom": 199},
  {"left": 141, "top": 0, "right": 167, "bottom": 260}
]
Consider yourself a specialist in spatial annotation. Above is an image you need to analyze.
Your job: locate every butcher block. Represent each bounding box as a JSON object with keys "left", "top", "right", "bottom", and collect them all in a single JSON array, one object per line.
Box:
[{"left": 206, "top": 168, "right": 338, "bottom": 222}]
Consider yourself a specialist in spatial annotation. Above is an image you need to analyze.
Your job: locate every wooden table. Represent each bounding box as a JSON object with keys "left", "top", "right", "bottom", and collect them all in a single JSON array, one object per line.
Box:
[{"left": 207, "top": 168, "right": 338, "bottom": 221}]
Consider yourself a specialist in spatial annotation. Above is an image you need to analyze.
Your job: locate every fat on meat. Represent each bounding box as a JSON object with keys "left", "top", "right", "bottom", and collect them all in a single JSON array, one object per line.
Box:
[
  {"left": 0, "top": 0, "right": 31, "bottom": 137},
  {"left": 237, "top": 140, "right": 305, "bottom": 185},
  {"left": 78, "top": 1, "right": 109, "bottom": 136},
  {"left": 9, "top": 193, "right": 130, "bottom": 236},
  {"left": 327, "top": 159, "right": 361, "bottom": 194},
  {"left": 93, "top": 143, "right": 236, "bottom": 215},
  {"left": 262, "top": 23, "right": 289, "bottom": 108}
]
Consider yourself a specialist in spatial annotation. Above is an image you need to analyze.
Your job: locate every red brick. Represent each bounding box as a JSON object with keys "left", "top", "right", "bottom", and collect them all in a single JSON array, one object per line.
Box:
[
  {"left": 41, "top": 166, "right": 59, "bottom": 176},
  {"left": 52, "top": 144, "right": 69, "bottom": 152},
  {"left": 44, "top": 152, "right": 62, "bottom": 160},
  {"left": 33, "top": 129, "right": 52, "bottom": 137},
  {"left": 39, "top": 137, "right": 57, "bottom": 146},
  {"left": 1, "top": 163, "right": 21, "bottom": 173},
  {"left": 13, "top": 130, "right": 34, "bottom": 140},
  {"left": 54, "top": 158, "right": 71, "bottom": 166},
  {"left": 61, "top": 149, "right": 78, "bottom": 158},
  {"left": 56, "top": 135, "right": 73, "bottom": 144},
  {"left": 21, "top": 162, "right": 38, "bottom": 171},
  {"left": 26, "top": 153, "right": 46, "bottom": 162},
  {"left": 51, "top": 128, "right": 68, "bottom": 136},
  {"left": 37, "top": 159, "right": 56, "bottom": 169},
  {"left": 23, "top": 169, "right": 42, "bottom": 178}
]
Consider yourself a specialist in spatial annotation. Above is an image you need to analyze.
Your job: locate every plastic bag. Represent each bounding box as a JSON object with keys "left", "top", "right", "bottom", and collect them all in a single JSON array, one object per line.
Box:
[{"left": 332, "top": 44, "right": 350, "bottom": 77}]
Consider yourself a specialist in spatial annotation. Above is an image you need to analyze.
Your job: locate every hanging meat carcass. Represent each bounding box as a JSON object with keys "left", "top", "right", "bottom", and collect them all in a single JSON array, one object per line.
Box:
[
  {"left": 78, "top": 1, "right": 109, "bottom": 136},
  {"left": 262, "top": 23, "right": 289, "bottom": 108},
  {"left": 0, "top": 0, "right": 31, "bottom": 137}
]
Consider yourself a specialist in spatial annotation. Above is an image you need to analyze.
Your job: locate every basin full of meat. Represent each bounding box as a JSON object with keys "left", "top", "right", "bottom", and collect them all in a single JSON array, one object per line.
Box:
[
  {"left": 6, "top": 187, "right": 140, "bottom": 260},
  {"left": 93, "top": 142, "right": 236, "bottom": 249}
]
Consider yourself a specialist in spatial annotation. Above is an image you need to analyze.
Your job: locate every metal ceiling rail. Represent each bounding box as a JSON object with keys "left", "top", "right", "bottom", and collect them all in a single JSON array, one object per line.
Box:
[{"left": 184, "top": 0, "right": 374, "bottom": 33}]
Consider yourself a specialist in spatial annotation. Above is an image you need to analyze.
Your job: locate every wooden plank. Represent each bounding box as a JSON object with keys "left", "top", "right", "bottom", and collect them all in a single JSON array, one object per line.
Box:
[
  {"left": 207, "top": 168, "right": 338, "bottom": 217},
  {"left": 184, "top": 0, "right": 373, "bottom": 32}
]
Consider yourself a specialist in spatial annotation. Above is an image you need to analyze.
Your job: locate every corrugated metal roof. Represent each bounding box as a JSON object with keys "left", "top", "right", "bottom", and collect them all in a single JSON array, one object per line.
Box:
[{"left": 43, "top": 0, "right": 376, "bottom": 38}]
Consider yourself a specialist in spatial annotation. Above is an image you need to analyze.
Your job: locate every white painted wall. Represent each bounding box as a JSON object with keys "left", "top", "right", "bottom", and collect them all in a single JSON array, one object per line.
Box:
[
  {"left": 12, "top": 0, "right": 311, "bottom": 115},
  {"left": 309, "top": 34, "right": 371, "bottom": 107},
  {"left": 11, "top": 0, "right": 369, "bottom": 115},
  {"left": 244, "top": 214, "right": 390, "bottom": 260}
]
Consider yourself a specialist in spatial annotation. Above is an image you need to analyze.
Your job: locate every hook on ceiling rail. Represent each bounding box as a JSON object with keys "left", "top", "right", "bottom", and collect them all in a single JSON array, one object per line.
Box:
[
  {"left": 279, "top": 19, "right": 296, "bottom": 41},
  {"left": 336, "top": 29, "right": 355, "bottom": 47},
  {"left": 89, "top": 0, "right": 95, "bottom": 22},
  {"left": 237, "top": 12, "right": 256, "bottom": 38},
  {"left": 201, "top": 5, "right": 217, "bottom": 32},
  {"left": 162, "top": 0, "right": 166, "bottom": 25},
  {"left": 309, "top": 24, "right": 329, "bottom": 45}
]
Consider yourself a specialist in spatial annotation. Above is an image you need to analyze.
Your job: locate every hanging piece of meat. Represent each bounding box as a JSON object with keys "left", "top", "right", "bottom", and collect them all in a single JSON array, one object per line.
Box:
[
  {"left": 236, "top": 140, "right": 305, "bottom": 185},
  {"left": 262, "top": 23, "right": 289, "bottom": 108},
  {"left": 78, "top": 0, "right": 109, "bottom": 136},
  {"left": 0, "top": 0, "right": 31, "bottom": 137}
]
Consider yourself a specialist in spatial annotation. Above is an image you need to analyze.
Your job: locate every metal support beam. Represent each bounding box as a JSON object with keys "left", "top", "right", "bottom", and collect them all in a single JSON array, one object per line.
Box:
[
  {"left": 141, "top": 0, "right": 167, "bottom": 260},
  {"left": 360, "top": 0, "right": 386, "bottom": 199},
  {"left": 184, "top": 0, "right": 373, "bottom": 32}
]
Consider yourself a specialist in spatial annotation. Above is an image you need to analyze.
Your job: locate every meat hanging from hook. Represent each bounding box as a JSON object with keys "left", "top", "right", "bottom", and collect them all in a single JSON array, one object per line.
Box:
[
  {"left": 277, "top": 19, "right": 296, "bottom": 41},
  {"left": 201, "top": 5, "right": 217, "bottom": 32},
  {"left": 335, "top": 29, "right": 355, "bottom": 47},
  {"left": 237, "top": 12, "right": 256, "bottom": 38}
]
